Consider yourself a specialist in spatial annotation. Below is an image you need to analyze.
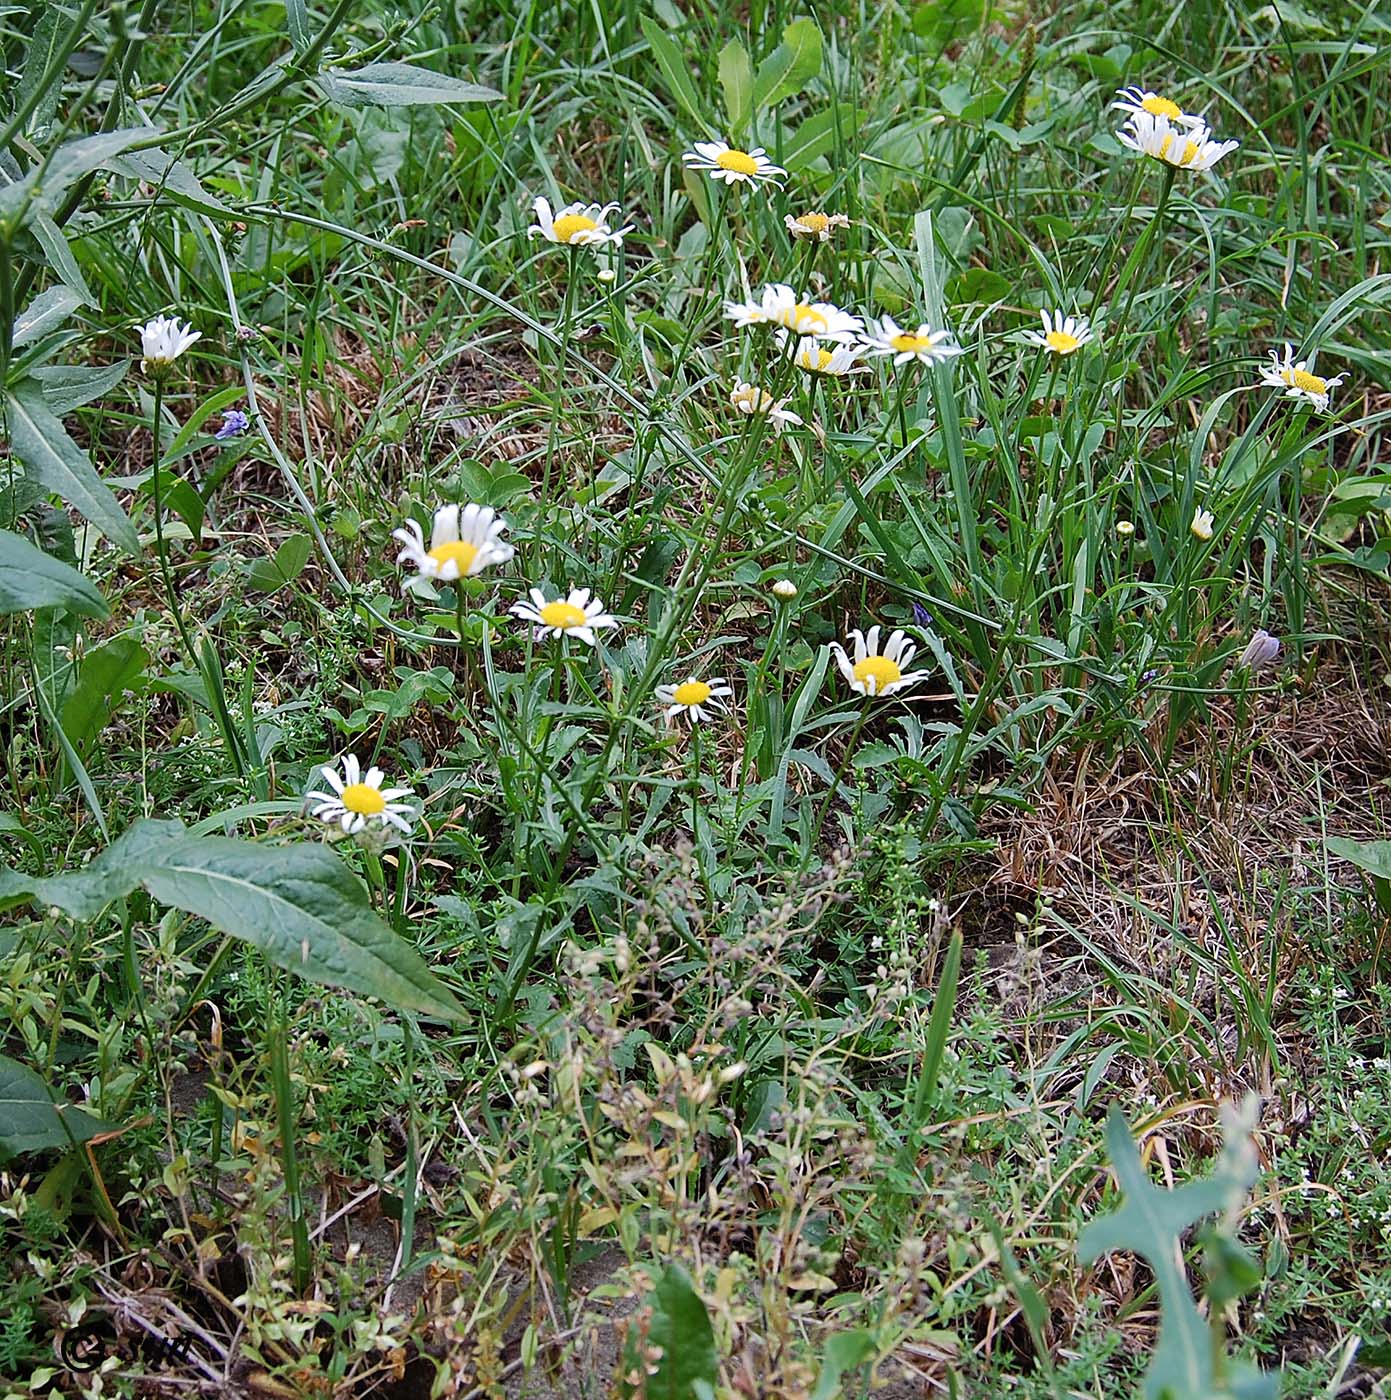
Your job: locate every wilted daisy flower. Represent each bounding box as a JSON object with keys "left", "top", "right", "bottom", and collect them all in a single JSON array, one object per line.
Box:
[
  {"left": 139, "top": 315, "right": 201, "bottom": 371},
  {"left": 1023, "top": 309, "right": 1095, "bottom": 357},
  {"left": 307, "top": 754, "right": 415, "bottom": 835},
  {"left": 511, "top": 587, "right": 617, "bottom": 645},
  {"left": 528, "top": 196, "right": 633, "bottom": 249},
  {"left": 859, "top": 315, "right": 963, "bottom": 367},
  {"left": 1111, "top": 87, "right": 1204, "bottom": 128},
  {"left": 829, "top": 626, "right": 928, "bottom": 699},
  {"left": 725, "top": 283, "right": 863, "bottom": 341},
  {"left": 1260, "top": 343, "right": 1347, "bottom": 413},
  {"left": 785, "top": 336, "right": 867, "bottom": 378},
  {"left": 785, "top": 211, "right": 850, "bottom": 241},
  {"left": 729, "top": 381, "right": 802, "bottom": 431},
  {"left": 1117, "top": 113, "right": 1239, "bottom": 172},
  {"left": 1190, "top": 506, "right": 1215, "bottom": 541},
  {"left": 393, "top": 504, "right": 515, "bottom": 583},
  {"left": 683, "top": 140, "right": 786, "bottom": 187},
  {"left": 656, "top": 676, "right": 733, "bottom": 726}
]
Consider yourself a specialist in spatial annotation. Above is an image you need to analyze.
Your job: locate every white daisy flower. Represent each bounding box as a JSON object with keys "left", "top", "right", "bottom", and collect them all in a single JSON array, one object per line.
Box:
[
  {"left": 1111, "top": 86, "right": 1205, "bottom": 129},
  {"left": 724, "top": 283, "right": 863, "bottom": 341},
  {"left": 511, "top": 587, "right": 618, "bottom": 646},
  {"left": 729, "top": 381, "right": 802, "bottom": 431},
  {"left": 786, "top": 337, "right": 867, "bottom": 378},
  {"left": 829, "top": 626, "right": 928, "bottom": 699},
  {"left": 393, "top": 503, "right": 515, "bottom": 584},
  {"left": 139, "top": 315, "right": 201, "bottom": 371},
  {"left": 1117, "top": 112, "right": 1239, "bottom": 172},
  {"left": 1023, "top": 308, "right": 1095, "bottom": 357},
  {"left": 307, "top": 754, "right": 416, "bottom": 835},
  {"left": 1259, "top": 343, "right": 1347, "bottom": 413},
  {"left": 859, "top": 314, "right": 963, "bottom": 367},
  {"left": 785, "top": 211, "right": 850, "bottom": 241},
  {"left": 528, "top": 196, "right": 634, "bottom": 249},
  {"left": 1190, "top": 506, "right": 1215, "bottom": 541},
  {"left": 682, "top": 140, "right": 786, "bottom": 187},
  {"left": 655, "top": 676, "right": 733, "bottom": 726}
]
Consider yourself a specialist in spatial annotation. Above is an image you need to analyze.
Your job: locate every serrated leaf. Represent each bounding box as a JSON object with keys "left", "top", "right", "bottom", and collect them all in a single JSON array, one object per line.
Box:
[
  {"left": 0, "top": 1055, "right": 114, "bottom": 1160},
  {"left": 6, "top": 380, "right": 140, "bottom": 554},
  {"left": 317, "top": 62, "right": 502, "bottom": 109},
  {"left": 30, "top": 360, "right": 130, "bottom": 415},
  {"left": 0, "top": 528, "right": 106, "bottom": 617},
  {"left": 109, "top": 149, "right": 232, "bottom": 216},
  {"left": 12, "top": 284, "right": 84, "bottom": 349},
  {"left": 718, "top": 40, "right": 753, "bottom": 136},
  {"left": 136, "top": 836, "right": 465, "bottom": 1021},
  {"left": 645, "top": 1263, "right": 716, "bottom": 1400},
  {"left": 638, "top": 17, "right": 708, "bottom": 126},
  {"left": 752, "top": 18, "right": 822, "bottom": 111}
]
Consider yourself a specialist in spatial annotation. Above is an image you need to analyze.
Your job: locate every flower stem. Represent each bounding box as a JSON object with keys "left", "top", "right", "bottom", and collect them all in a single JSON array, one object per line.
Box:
[
  {"left": 149, "top": 378, "right": 200, "bottom": 671},
  {"left": 808, "top": 703, "right": 870, "bottom": 856}
]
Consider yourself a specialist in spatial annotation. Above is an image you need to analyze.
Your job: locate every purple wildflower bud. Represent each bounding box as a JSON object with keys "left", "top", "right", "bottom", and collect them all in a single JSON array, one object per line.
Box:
[
  {"left": 1140, "top": 669, "right": 1159, "bottom": 686},
  {"left": 912, "top": 602, "right": 933, "bottom": 627},
  {"left": 215, "top": 409, "right": 249, "bottom": 440},
  {"left": 1237, "top": 629, "right": 1280, "bottom": 672}
]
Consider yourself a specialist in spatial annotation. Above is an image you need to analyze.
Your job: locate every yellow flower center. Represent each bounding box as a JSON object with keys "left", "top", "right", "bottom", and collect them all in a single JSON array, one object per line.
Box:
[
  {"left": 732, "top": 385, "right": 771, "bottom": 413},
  {"left": 427, "top": 540, "right": 480, "bottom": 573},
  {"left": 797, "top": 213, "right": 830, "bottom": 234},
  {"left": 1157, "top": 132, "right": 1200, "bottom": 166},
  {"left": 551, "top": 213, "right": 598, "bottom": 243},
  {"left": 790, "top": 304, "right": 828, "bottom": 333},
  {"left": 1044, "top": 329, "right": 1081, "bottom": 354},
  {"left": 715, "top": 149, "right": 760, "bottom": 176},
  {"left": 1284, "top": 367, "right": 1327, "bottom": 395},
  {"left": 1141, "top": 95, "right": 1184, "bottom": 120},
  {"left": 853, "top": 655, "right": 902, "bottom": 693},
  {"left": 800, "top": 347, "right": 835, "bottom": 372},
  {"left": 539, "top": 600, "right": 588, "bottom": 630},
  {"left": 890, "top": 332, "right": 934, "bottom": 353},
  {"left": 672, "top": 681, "right": 713, "bottom": 707},
  {"left": 341, "top": 783, "right": 386, "bottom": 815}
]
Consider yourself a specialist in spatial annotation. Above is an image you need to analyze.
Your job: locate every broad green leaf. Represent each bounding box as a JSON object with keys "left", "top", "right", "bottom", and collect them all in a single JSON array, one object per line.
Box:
[
  {"left": 782, "top": 105, "right": 865, "bottom": 171},
  {"left": 718, "top": 40, "right": 753, "bottom": 137},
  {"left": 0, "top": 528, "right": 106, "bottom": 618},
  {"left": 109, "top": 149, "right": 232, "bottom": 217},
  {"left": 0, "top": 128, "right": 150, "bottom": 223},
  {"left": 811, "top": 1330, "right": 877, "bottom": 1400},
  {"left": 61, "top": 636, "right": 149, "bottom": 756},
  {"left": 245, "top": 534, "right": 312, "bottom": 592},
  {"left": 137, "top": 836, "right": 466, "bottom": 1021},
  {"left": 317, "top": 63, "right": 502, "bottom": 109},
  {"left": 12, "top": 284, "right": 84, "bottom": 349},
  {"left": 1327, "top": 835, "right": 1391, "bottom": 880},
  {"left": 752, "top": 18, "right": 823, "bottom": 111},
  {"left": 6, "top": 380, "right": 140, "bottom": 554},
  {"left": 1079, "top": 1106, "right": 1265, "bottom": 1400},
  {"left": 30, "top": 215, "right": 93, "bottom": 303},
  {"left": 644, "top": 1263, "right": 716, "bottom": 1400},
  {"left": 30, "top": 360, "right": 130, "bottom": 415},
  {"left": 638, "top": 17, "right": 708, "bottom": 127},
  {"left": 0, "top": 1055, "right": 114, "bottom": 1160},
  {"left": 0, "top": 819, "right": 182, "bottom": 919}
]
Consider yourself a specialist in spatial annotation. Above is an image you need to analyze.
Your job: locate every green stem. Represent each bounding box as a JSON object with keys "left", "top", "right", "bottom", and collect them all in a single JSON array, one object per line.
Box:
[
  {"left": 149, "top": 378, "right": 201, "bottom": 671},
  {"left": 808, "top": 704, "right": 870, "bottom": 856}
]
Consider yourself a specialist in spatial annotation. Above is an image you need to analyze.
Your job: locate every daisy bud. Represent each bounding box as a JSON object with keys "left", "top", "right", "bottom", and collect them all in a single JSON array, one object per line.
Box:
[{"left": 771, "top": 579, "right": 798, "bottom": 600}]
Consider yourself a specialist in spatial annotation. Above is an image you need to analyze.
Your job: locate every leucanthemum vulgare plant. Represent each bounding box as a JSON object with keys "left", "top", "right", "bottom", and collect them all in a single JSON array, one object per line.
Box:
[{"left": 1, "top": 0, "right": 1387, "bottom": 1394}]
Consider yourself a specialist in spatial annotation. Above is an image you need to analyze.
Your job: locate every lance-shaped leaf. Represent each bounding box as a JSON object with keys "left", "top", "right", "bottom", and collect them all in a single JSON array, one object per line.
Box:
[
  {"left": 1079, "top": 1106, "right": 1268, "bottom": 1400},
  {"left": 29, "top": 360, "right": 130, "bottom": 415},
  {"left": 0, "top": 528, "right": 106, "bottom": 617},
  {"left": 752, "top": 18, "right": 822, "bottom": 110},
  {"left": 12, "top": 283, "right": 84, "bottom": 348},
  {"left": 0, "top": 1055, "right": 114, "bottom": 1160},
  {"left": 316, "top": 62, "right": 502, "bottom": 108},
  {"left": 108, "top": 149, "right": 232, "bottom": 217},
  {"left": 136, "top": 835, "right": 466, "bottom": 1021},
  {"left": 6, "top": 379, "right": 140, "bottom": 554}
]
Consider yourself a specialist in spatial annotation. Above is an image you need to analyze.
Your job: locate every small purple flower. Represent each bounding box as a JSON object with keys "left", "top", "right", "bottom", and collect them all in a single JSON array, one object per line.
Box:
[
  {"left": 911, "top": 601, "right": 934, "bottom": 628},
  {"left": 215, "top": 409, "right": 249, "bottom": 440},
  {"left": 1237, "top": 629, "right": 1280, "bottom": 672}
]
